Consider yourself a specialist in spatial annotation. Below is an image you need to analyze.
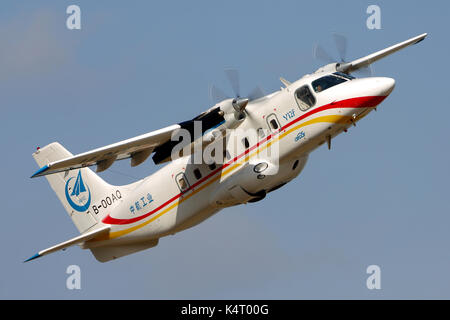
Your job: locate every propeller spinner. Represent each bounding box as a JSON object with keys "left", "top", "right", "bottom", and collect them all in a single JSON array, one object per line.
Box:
[{"left": 210, "top": 68, "right": 265, "bottom": 118}]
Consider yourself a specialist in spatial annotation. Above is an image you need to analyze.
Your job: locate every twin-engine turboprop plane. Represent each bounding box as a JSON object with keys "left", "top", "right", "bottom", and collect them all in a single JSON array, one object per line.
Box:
[{"left": 26, "top": 33, "right": 427, "bottom": 262}]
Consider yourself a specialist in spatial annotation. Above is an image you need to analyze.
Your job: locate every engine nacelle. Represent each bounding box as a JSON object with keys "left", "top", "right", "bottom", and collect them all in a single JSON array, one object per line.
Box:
[{"left": 153, "top": 98, "right": 248, "bottom": 164}]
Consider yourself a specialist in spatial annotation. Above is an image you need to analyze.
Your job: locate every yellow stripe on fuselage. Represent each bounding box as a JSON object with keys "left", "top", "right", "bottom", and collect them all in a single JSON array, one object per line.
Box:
[{"left": 107, "top": 114, "right": 350, "bottom": 239}]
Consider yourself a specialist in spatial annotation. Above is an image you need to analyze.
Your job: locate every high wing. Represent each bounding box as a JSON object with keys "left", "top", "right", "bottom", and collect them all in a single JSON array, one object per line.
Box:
[
  {"left": 31, "top": 124, "right": 181, "bottom": 178},
  {"left": 337, "top": 33, "right": 427, "bottom": 74}
]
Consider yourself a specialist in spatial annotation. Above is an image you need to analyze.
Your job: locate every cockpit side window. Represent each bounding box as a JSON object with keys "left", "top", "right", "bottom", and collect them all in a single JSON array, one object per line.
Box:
[
  {"left": 295, "top": 85, "right": 316, "bottom": 111},
  {"left": 312, "top": 75, "right": 347, "bottom": 93}
]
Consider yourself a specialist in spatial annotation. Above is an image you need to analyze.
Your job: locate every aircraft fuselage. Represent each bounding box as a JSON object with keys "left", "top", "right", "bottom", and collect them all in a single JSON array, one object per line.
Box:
[{"left": 90, "top": 74, "right": 395, "bottom": 248}]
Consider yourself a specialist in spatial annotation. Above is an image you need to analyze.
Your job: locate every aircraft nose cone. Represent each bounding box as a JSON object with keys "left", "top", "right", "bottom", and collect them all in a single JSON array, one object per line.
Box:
[{"left": 377, "top": 77, "right": 395, "bottom": 96}]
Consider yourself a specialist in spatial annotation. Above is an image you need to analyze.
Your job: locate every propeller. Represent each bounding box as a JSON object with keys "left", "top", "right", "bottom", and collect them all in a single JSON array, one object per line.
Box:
[
  {"left": 313, "top": 33, "right": 373, "bottom": 77},
  {"left": 209, "top": 69, "right": 266, "bottom": 113}
]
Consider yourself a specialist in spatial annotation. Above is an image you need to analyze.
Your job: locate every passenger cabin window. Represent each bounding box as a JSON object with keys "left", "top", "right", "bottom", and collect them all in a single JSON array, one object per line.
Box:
[
  {"left": 270, "top": 120, "right": 278, "bottom": 130},
  {"left": 193, "top": 168, "right": 202, "bottom": 180},
  {"left": 295, "top": 85, "right": 316, "bottom": 111},
  {"left": 257, "top": 127, "right": 265, "bottom": 139},
  {"left": 266, "top": 114, "right": 280, "bottom": 132},
  {"left": 242, "top": 137, "right": 250, "bottom": 149},
  {"left": 311, "top": 75, "right": 347, "bottom": 93},
  {"left": 208, "top": 162, "right": 216, "bottom": 171},
  {"left": 175, "top": 173, "right": 190, "bottom": 192}
]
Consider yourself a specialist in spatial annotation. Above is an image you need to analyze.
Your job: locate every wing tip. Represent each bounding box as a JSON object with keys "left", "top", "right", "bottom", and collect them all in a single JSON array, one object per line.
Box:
[
  {"left": 414, "top": 33, "right": 428, "bottom": 44},
  {"left": 30, "top": 164, "right": 49, "bottom": 178},
  {"left": 24, "top": 253, "right": 41, "bottom": 263}
]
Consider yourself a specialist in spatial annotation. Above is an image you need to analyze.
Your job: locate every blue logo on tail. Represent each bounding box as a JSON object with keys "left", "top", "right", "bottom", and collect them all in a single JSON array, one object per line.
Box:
[{"left": 65, "top": 171, "right": 91, "bottom": 212}]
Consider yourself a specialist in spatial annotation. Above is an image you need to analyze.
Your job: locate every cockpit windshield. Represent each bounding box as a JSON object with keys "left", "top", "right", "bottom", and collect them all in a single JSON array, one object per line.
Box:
[{"left": 312, "top": 74, "right": 347, "bottom": 93}]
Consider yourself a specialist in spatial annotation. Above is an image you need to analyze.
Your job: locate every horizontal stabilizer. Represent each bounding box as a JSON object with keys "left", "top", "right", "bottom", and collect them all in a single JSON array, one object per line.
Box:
[{"left": 24, "top": 226, "right": 110, "bottom": 262}]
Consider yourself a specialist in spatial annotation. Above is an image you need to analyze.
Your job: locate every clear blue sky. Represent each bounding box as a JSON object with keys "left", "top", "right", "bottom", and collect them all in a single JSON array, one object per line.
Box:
[{"left": 1, "top": 0, "right": 448, "bottom": 299}]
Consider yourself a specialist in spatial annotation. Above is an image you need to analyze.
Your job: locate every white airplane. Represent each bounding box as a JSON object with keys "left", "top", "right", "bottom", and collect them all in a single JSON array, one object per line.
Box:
[{"left": 26, "top": 33, "right": 427, "bottom": 262}]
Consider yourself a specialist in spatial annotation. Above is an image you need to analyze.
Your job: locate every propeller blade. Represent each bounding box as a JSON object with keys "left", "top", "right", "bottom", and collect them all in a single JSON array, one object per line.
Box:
[
  {"left": 313, "top": 44, "right": 334, "bottom": 63},
  {"left": 332, "top": 33, "right": 347, "bottom": 62},
  {"left": 209, "top": 85, "right": 229, "bottom": 103},
  {"left": 248, "top": 86, "right": 265, "bottom": 101},
  {"left": 352, "top": 65, "right": 373, "bottom": 77},
  {"left": 224, "top": 68, "right": 241, "bottom": 98}
]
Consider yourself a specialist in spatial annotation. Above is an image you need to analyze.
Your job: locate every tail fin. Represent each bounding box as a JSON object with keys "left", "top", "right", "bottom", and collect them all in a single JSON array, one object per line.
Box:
[{"left": 32, "top": 142, "right": 117, "bottom": 233}]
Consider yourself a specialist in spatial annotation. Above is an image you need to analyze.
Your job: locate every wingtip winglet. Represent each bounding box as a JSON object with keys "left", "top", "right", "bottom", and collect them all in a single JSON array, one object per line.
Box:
[
  {"left": 24, "top": 253, "right": 41, "bottom": 263},
  {"left": 30, "top": 164, "right": 49, "bottom": 178}
]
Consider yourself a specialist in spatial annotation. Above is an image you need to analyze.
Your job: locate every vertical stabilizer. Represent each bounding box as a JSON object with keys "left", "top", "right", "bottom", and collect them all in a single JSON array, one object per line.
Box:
[{"left": 32, "top": 142, "right": 118, "bottom": 233}]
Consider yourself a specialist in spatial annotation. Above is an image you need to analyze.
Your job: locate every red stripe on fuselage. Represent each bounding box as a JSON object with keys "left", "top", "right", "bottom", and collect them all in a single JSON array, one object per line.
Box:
[{"left": 102, "top": 95, "right": 386, "bottom": 225}]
